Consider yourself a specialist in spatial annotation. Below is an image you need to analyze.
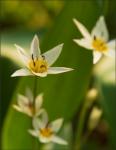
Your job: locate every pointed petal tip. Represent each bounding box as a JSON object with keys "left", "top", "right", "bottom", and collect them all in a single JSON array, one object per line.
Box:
[
  {"left": 60, "top": 43, "right": 64, "bottom": 47},
  {"left": 58, "top": 43, "right": 64, "bottom": 49},
  {"left": 14, "top": 44, "right": 20, "bottom": 49},
  {"left": 99, "top": 15, "right": 104, "bottom": 20},
  {"left": 33, "top": 34, "right": 38, "bottom": 40},
  {"left": 11, "top": 73, "right": 16, "bottom": 77},
  {"left": 73, "top": 39, "right": 77, "bottom": 43},
  {"left": 73, "top": 18, "right": 77, "bottom": 24}
]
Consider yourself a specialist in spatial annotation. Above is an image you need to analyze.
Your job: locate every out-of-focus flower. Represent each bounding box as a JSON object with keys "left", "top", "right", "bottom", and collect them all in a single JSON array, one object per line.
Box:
[
  {"left": 88, "top": 107, "right": 102, "bottom": 131},
  {"left": 73, "top": 16, "right": 115, "bottom": 64},
  {"left": 11, "top": 35, "right": 73, "bottom": 77},
  {"left": 13, "top": 89, "right": 44, "bottom": 117},
  {"left": 28, "top": 110, "right": 68, "bottom": 145}
]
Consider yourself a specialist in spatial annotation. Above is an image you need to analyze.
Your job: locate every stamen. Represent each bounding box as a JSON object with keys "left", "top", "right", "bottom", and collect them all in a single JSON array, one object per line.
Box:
[
  {"left": 94, "top": 35, "right": 96, "bottom": 40},
  {"left": 32, "top": 54, "right": 35, "bottom": 66},
  {"left": 40, "top": 65, "right": 45, "bottom": 68},
  {"left": 45, "top": 121, "right": 50, "bottom": 128},
  {"left": 42, "top": 55, "right": 45, "bottom": 60}
]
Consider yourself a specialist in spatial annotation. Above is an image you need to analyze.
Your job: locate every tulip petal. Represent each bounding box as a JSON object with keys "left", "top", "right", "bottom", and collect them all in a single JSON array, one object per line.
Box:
[
  {"left": 73, "top": 38, "right": 92, "bottom": 50},
  {"left": 33, "top": 110, "right": 48, "bottom": 129},
  {"left": 30, "top": 35, "right": 41, "bottom": 58},
  {"left": 35, "top": 93, "right": 43, "bottom": 113},
  {"left": 43, "top": 44, "right": 63, "bottom": 66},
  {"left": 73, "top": 18, "right": 91, "bottom": 39},
  {"left": 51, "top": 136, "right": 68, "bottom": 145},
  {"left": 26, "top": 88, "right": 33, "bottom": 103},
  {"left": 104, "top": 40, "right": 116, "bottom": 57},
  {"left": 50, "top": 118, "right": 63, "bottom": 133},
  {"left": 13, "top": 105, "right": 22, "bottom": 112},
  {"left": 15, "top": 44, "right": 30, "bottom": 65},
  {"left": 93, "top": 51, "right": 102, "bottom": 64},
  {"left": 17, "top": 94, "right": 29, "bottom": 107},
  {"left": 91, "top": 16, "right": 109, "bottom": 42},
  {"left": 11, "top": 68, "right": 33, "bottom": 77},
  {"left": 28, "top": 129, "right": 38, "bottom": 137},
  {"left": 48, "top": 67, "right": 73, "bottom": 74},
  {"left": 38, "top": 133, "right": 52, "bottom": 143}
]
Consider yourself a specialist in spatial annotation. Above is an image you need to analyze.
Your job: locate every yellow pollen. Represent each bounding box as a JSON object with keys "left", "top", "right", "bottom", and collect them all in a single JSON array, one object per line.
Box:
[
  {"left": 92, "top": 38, "right": 107, "bottom": 52},
  {"left": 40, "top": 128, "right": 53, "bottom": 137},
  {"left": 28, "top": 58, "right": 48, "bottom": 73}
]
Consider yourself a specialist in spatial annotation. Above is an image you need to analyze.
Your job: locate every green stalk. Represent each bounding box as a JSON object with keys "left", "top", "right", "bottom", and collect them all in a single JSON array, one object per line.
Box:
[
  {"left": 74, "top": 99, "right": 88, "bottom": 150},
  {"left": 33, "top": 76, "right": 37, "bottom": 103},
  {"left": 32, "top": 76, "right": 40, "bottom": 150}
]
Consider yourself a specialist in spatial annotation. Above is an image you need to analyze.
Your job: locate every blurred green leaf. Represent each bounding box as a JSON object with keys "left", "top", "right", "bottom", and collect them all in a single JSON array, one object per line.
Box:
[
  {"left": 2, "top": 0, "right": 103, "bottom": 149},
  {"left": 0, "top": 57, "right": 18, "bottom": 129}
]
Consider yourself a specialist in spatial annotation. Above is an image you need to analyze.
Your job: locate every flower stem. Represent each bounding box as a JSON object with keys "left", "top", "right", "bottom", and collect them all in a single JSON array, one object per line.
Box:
[
  {"left": 33, "top": 76, "right": 37, "bottom": 103},
  {"left": 74, "top": 96, "right": 91, "bottom": 150},
  {"left": 32, "top": 76, "right": 39, "bottom": 150}
]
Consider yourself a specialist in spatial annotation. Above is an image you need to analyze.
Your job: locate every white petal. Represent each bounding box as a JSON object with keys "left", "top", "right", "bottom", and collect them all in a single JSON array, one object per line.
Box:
[
  {"left": 31, "top": 71, "right": 47, "bottom": 77},
  {"left": 43, "top": 44, "right": 63, "bottom": 66},
  {"left": 73, "top": 38, "right": 92, "bottom": 50},
  {"left": 104, "top": 40, "right": 116, "bottom": 57},
  {"left": 35, "top": 108, "right": 45, "bottom": 117},
  {"left": 25, "top": 88, "right": 33, "bottom": 103},
  {"left": 31, "top": 35, "right": 41, "bottom": 58},
  {"left": 13, "top": 105, "right": 22, "bottom": 112},
  {"left": 51, "top": 136, "right": 68, "bottom": 145},
  {"left": 35, "top": 93, "right": 43, "bottom": 113},
  {"left": 40, "top": 110, "right": 48, "bottom": 126},
  {"left": 73, "top": 18, "right": 91, "bottom": 39},
  {"left": 33, "top": 117, "right": 45, "bottom": 130},
  {"left": 28, "top": 129, "right": 38, "bottom": 137},
  {"left": 93, "top": 51, "right": 102, "bottom": 64},
  {"left": 17, "top": 94, "right": 29, "bottom": 108},
  {"left": 50, "top": 118, "right": 63, "bottom": 133},
  {"left": 91, "top": 16, "right": 109, "bottom": 42},
  {"left": 15, "top": 44, "right": 30, "bottom": 65},
  {"left": 33, "top": 110, "right": 48, "bottom": 129},
  {"left": 11, "top": 68, "right": 33, "bottom": 77},
  {"left": 38, "top": 132, "right": 52, "bottom": 143},
  {"left": 13, "top": 105, "right": 32, "bottom": 116},
  {"left": 48, "top": 67, "right": 73, "bottom": 74}
]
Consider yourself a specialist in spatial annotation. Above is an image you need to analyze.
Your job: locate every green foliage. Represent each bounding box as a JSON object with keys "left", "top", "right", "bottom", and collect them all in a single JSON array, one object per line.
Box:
[{"left": 1, "top": 0, "right": 115, "bottom": 149}]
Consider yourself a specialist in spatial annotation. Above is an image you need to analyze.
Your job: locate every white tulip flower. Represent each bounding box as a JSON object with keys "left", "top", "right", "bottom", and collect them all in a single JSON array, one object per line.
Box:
[
  {"left": 13, "top": 89, "right": 44, "bottom": 117},
  {"left": 73, "top": 16, "right": 115, "bottom": 64},
  {"left": 28, "top": 110, "right": 68, "bottom": 145},
  {"left": 11, "top": 35, "right": 73, "bottom": 77}
]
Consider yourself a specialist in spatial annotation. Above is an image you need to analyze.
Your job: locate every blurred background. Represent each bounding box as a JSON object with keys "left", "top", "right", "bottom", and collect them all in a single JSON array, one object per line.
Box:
[{"left": 1, "top": 0, "right": 116, "bottom": 150}]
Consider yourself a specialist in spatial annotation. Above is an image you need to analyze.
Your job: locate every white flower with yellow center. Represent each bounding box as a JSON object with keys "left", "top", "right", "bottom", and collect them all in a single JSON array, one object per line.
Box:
[
  {"left": 73, "top": 16, "right": 115, "bottom": 64},
  {"left": 13, "top": 89, "right": 44, "bottom": 117},
  {"left": 11, "top": 35, "right": 73, "bottom": 77},
  {"left": 28, "top": 111, "right": 68, "bottom": 145}
]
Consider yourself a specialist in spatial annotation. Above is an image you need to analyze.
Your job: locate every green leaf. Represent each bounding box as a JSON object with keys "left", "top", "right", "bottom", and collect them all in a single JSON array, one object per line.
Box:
[
  {"left": 0, "top": 57, "right": 18, "bottom": 129},
  {"left": 2, "top": 0, "right": 103, "bottom": 149}
]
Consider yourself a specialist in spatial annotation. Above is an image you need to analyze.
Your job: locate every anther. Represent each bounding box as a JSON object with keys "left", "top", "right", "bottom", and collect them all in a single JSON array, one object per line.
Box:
[
  {"left": 94, "top": 35, "right": 96, "bottom": 40},
  {"left": 32, "top": 54, "right": 35, "bottom": 66},
  {"left": 46, "top": 121, "right": 50, "bottom": 128},
  {"left": 42, "top": 55, "right": 45, "bottom": 60},
  {"left": 40, "top": 65, "right": 45, "bottom": 68}
]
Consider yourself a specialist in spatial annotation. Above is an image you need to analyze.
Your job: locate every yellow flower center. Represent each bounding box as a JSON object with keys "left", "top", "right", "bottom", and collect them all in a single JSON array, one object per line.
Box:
[
  {"left": 40, "top": 128, "right": 53, "bottom": 137},
  {"left": 28, "top": 56, "right": 48, "bottom": 73},
  {"left": 92, "top": 36, "right": 107, "bottom": 52}
]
